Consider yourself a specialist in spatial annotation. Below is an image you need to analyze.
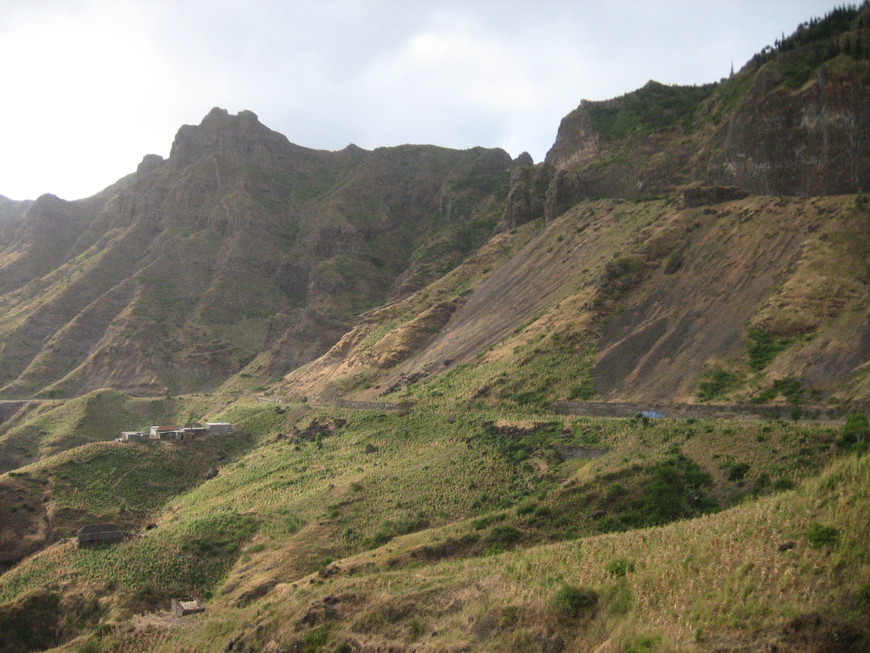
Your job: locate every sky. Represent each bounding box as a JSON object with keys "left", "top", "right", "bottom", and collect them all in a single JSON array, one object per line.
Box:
[{"left": 0, "top": 0, "right": 849, "bottom": 201}]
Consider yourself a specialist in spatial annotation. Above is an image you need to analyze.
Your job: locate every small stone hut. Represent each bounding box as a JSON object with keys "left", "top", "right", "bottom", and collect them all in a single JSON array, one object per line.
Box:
[
  {"left": 77, "top": 524, "right": 124, "bottom": 547},
  {"left": 150, "top": 425, "right": 184, "bottom": 440},
  {"left": 171, "top": 597, "right": 205, "bottom": 617}
]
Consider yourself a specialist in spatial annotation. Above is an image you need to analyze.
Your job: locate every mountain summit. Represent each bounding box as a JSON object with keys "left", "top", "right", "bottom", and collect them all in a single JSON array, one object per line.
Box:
[{"left": 0, "top": 109, "right": 514, "bottom": 398}]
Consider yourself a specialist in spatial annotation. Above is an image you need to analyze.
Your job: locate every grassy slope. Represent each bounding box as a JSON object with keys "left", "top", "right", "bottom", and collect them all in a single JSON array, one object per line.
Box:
[
  {"left": 0, "top": 390, "right": 180, "bottom": 474},
  {"left": 0, "top": 190, "right": 867, "bottom": 651},
  {"left": 0, "top": 428, "right": 256, "bottom": 567},
  {"left": 135, "top": 454, "right": 868, "bottom": 653},
  {"left": 0, "top": 394, "right": 865, "bottom": 652}
]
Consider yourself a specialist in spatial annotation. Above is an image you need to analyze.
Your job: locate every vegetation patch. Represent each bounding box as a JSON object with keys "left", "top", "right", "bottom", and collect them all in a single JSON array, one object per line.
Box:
[
  {"left": 837, "top": 413, "right": 869, "bottom": 452},
  {"left": 596, "top": 454, "right": 717, "bottom": 532},
  {"left": 696, "top": 367, "right": 742, "bottom": 402},
  {"left": 553, "top": 584, "right": 599, "bottom": 618},
  {"left": 746, "top": 328, "right": 792, "bottom": 371},
  {"left": 803, "top": 521, "right": 839, "bottom": 549},
  {"left": 585, "top": 82, "right": 714, "bottom": 140}
]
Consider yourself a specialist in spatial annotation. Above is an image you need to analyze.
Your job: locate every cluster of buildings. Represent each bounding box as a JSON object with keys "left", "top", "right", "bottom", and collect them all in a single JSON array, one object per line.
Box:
[{"left": 115, "top": 422, "right": 233, "bottom": 443}]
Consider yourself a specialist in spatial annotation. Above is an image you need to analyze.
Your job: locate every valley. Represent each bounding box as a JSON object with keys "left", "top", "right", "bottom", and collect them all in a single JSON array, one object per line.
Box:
[{"left": 0, "top": 5, "right": 868, "bottom": 652}]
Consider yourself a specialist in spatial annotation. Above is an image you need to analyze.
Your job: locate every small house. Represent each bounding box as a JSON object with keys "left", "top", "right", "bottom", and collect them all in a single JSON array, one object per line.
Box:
[
  {"left": 150, "top": 425, "right": 184, "bottom": 440},
  {"left": 206, "top": 422, "right": 234, "bottom": 435},
  {"left": 77, "top": 524, "right": 124, "bottom": 548},
  {"left": 182, "top": 423, "right": 207, "bottom": 438},
  {"left": 171, "top": 597, "right": 205, "bottom": 617},
  {"left": 119, "top": 431, "right": 148, "bottom": 442}
]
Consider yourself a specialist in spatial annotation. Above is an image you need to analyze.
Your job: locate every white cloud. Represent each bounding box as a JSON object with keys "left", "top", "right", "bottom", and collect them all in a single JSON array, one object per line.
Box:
[{"left": 0, "top": 0, "right": 225, "bottom": 200}]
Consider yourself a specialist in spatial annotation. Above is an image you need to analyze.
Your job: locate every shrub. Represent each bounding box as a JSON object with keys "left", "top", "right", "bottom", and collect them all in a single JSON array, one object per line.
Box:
[
  {"left": 747, "top": 328, "right": 790, "bottom": 370},
  {"left": 302, "top": 625, "right": 329, "bottom": 651},
  {"left": 751, "top": 473, "right": 771, "bottom": 494},
  {"left": 553, "top": 584, "right": 598, "bottom": 617},
  {"left": 365, "top": 531, "right": 392, "bottom": 548},
  {"left": 605, "top": 557, "right": 635, "bottom": 577},
  {"left": 804, "top": 521, "right": 839, "bottom": 548},
  {"left": 471, "top": 513, "right": 505, "bottom": 530},
  {"left": 488, "top": 525, "right": 521, "bottom": 545},
  {"left": 624, "top": 636, "right": 661, "bottom": 652},
  {"left": 696, "top": 367, "right": 740, "bottom": 401},
  {"left": 750, "top": 387, "right": 778, "bottom": 404},
  {"left": 774, "top": 377, "right": 804, "bottom": 405},
  {"left": 569, "top": 381, "right": 595, "bottom": 400},
  {"left": 728, "top": 462, "right": 750, "bottom": 482},
  {"left": 837, "top": 414, "right": 869, "bottom": 451},
  {"left": 641, "top": 457, "right": 714, "bottom": 525}
]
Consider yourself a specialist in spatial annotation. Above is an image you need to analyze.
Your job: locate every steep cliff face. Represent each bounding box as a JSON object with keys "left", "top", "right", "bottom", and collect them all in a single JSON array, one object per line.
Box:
[
  {"left": 528, "top": 7, "right": 869, "bottom": 211},
  {"left": 0, "top": 109, "right": 513, "bottom": 397},
  {"left": 705, "top": 58, "right": 868, "bottom": 194}
]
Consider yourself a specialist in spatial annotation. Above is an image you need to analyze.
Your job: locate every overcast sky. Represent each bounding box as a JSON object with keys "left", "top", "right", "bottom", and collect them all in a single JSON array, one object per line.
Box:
[{"left": 0, "top": 0, "right": 847, "bottom": 201}]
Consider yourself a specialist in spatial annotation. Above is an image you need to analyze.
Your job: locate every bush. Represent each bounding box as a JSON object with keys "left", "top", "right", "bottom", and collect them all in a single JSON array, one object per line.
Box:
[
  {"left": 488, "top": 525, "right": 521, "bottom": 545},
  {"left": 471, "top": 513, "right": 505, "bottom": 530},
  {"left": 605, "top": 557, "right": 635, "bottom": 577},
  {"left": 728, "top": 462, "right": 750, "bottom": 482},
  {"left": 774, "top": 377, "right": 804, "bottom": 406},
  {"left": 569, "top": 381, "right": 595, "bottom": 400},
  {"left": 837, "top": 414, "right": 869, "bottom": 451},
  {"left": 302, "top": 626, "right": 329, "bottom": 651},
  {"left": 751, "top": 473, "right": 771, "bottom": 494},
  {"left": 640, "top": 457, "right": 714, "bottom": 525},
  {"left": 553, "top": 584, "right": 598, "bottom": 617},
  {"left": 696, "top": 367, "right": 740, "bottom": 401},
  {"left": 804, "top": 521, "right": 839, "bottom": 548},
  {"left": 623, "top": 636, "right": 661, "bottom": 653}
]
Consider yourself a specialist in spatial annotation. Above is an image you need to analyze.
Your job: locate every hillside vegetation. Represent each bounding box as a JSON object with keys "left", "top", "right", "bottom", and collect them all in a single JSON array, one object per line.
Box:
[
  {"left": 281, "top": 193, "right": 869, "bottom": 409},
  {"left": 0, "top": 398, "right": 866, "bottom": 652},
  {"left": 0, "top": 5, "right": 868, "bottom": 653}
]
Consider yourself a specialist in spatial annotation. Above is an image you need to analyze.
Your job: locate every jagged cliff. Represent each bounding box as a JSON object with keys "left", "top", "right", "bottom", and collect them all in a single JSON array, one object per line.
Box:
[
  {"left": 500, "top": 6, "right": 869, "bottom": 229},
  {"left": 280, "top": 8, "right": 870, "bottom": 409}
]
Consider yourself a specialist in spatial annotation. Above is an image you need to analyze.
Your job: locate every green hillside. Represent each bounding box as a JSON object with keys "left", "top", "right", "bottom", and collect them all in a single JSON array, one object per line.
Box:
[{"left": 0, "top": 393, "right": 866, "bottom": 651}]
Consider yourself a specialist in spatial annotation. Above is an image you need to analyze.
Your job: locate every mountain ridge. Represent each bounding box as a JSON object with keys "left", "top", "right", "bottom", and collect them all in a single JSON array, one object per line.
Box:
[{"left": 0, "top": 109, "right": 516, "bottom": 399}]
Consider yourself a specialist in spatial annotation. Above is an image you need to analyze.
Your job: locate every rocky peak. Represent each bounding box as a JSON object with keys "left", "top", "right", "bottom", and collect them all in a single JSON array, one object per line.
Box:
[
  {"left": 168, "top": 107, "right": 295, "bottom": 170},
  {"left": 136, "top": 154, "right": 165, "bottom": 176},
  {"left": 0, "top": 195, "right": 32, "bottom": 226},
  {"left": 513, "top": 151, "right": 534, "bottom": 166}
]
